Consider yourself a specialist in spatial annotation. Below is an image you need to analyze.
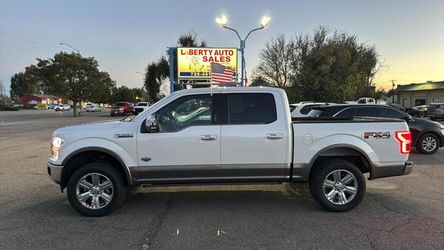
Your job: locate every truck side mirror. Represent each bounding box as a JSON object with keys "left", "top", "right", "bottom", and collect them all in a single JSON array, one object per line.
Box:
[{"left": 145, "top": 115, "right": 159, "bottom": 133}]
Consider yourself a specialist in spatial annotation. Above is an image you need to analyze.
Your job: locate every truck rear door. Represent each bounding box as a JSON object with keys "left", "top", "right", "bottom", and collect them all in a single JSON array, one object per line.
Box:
[{"left": 219, "top": 92, "right": 290, "bottom": 180}]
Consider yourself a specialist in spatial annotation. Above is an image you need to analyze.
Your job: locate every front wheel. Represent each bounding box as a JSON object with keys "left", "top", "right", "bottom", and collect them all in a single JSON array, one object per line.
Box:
[
  {"left": 67, "top": 162, "right": 127, "bottom": 216},
  {"left": 416, "top": 133, "right": 439, "bottom": 154},
  {"left": 309, "top": 159, "right": 366, "bottom": 212}
]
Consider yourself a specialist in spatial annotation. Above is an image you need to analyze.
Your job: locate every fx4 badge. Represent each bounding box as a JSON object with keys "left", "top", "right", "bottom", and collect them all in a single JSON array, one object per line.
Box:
[{"left": 364, "top": 132, "right": 391, "bottom": 139}]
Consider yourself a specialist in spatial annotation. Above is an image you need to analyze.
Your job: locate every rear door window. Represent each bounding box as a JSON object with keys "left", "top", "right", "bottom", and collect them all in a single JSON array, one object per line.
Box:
[{"left": 228, "top": 93, "right": 277, "bottom": 124}]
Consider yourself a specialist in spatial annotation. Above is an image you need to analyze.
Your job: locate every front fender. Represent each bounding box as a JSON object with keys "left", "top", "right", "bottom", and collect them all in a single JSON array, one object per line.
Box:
[{"left": 54, "top": 137, "right": 138, "bottom": 168}]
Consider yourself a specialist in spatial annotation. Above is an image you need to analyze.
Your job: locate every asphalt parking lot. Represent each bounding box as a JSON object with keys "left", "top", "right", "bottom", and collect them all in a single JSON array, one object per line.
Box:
[{"left": 0, "top": 110, "right": 443, "bottom": 249}]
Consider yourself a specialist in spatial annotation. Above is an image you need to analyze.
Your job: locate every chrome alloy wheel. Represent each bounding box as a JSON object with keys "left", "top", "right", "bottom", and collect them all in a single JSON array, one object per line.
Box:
[
  {"left": 422, "top": 136, "right": 437, "bottom": 152},
  {"left": 76, "top": 173, "right": 114, "bottom": 209},
  {"left": 323, "top": 169, "right": 358, "bottom": 205}
]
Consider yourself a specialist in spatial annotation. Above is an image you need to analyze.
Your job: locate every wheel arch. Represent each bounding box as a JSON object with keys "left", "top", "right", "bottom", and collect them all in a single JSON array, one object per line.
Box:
[
  {"left": 61, "top": 147, "right": 133, "bottom": 190},
  {"left": 307, "top": 145, "right": 373, "bottom": 181},
  {"left": 416, "top": 130, "right": 443, "bottom": 147}
]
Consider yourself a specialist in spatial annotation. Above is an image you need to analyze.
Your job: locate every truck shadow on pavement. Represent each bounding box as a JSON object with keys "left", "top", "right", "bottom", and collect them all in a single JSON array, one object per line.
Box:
[{"left": 1, "top": 184, "right": 443, "bottom": 249}]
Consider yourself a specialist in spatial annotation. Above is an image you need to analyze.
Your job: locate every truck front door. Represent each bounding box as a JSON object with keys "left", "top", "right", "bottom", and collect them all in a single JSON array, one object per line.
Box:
[{"left": 136, "top": 93, "right": 221, "bottom": 182}]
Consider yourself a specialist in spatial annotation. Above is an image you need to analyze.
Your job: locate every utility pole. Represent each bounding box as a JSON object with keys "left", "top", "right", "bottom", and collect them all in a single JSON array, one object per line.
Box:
[{"left": 391, "top": 80, "right": 396, "bottom": 103}]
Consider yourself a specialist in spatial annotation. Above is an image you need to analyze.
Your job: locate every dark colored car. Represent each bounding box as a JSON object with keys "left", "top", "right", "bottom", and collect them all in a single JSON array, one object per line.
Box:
[
  {"left": 427, "top": 103, "right": 444, "bottom": 121},
  {"left": 308, "top": 104, "right": 444, "bottom": 154},
  {"left": 405, "top": 105, "right": 428, "bottom": 117},
  {"left": 110, "top": 102, "right": 134, "bottom": 116}
]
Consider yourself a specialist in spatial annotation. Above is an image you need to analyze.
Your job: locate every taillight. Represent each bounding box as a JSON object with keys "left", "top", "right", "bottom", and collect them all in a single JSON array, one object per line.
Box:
[{"left": 395, "top": 131, "right": 412, "bottom": 154}]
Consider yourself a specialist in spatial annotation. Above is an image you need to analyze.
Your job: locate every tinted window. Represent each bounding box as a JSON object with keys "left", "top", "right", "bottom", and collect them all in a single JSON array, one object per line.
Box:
[
  {"left": 300, "top": 105, "right": 318, "bottom": 115},
  {"left": 228, "top": 93, "right": 277, "bottom": 124},
  {"left": 380, "top": 108, "right": 405, "bottom": 119},
  {"left": 307, "top": 109, "right": 323, "bottom": 117},
  {"left": 355, "top": 107, "right": 382, "bottom": 117},
  {"left": 155, "top": 94, "right": 213, "bottom": 132},
  {"left": 137, "top": 103, "right": 148, "bottom": 106},
  {"left": 335, "top": 108, "right": 355, "bottom": 117}
]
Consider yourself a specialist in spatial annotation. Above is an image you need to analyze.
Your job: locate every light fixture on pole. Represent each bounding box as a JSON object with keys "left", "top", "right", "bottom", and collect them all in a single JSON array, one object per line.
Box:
[
  {"left": 59, "top": 42, "right": 80, "bottom": 53},
  {"left": 215, "top": 15, "right": 270, "bottom": 86}
]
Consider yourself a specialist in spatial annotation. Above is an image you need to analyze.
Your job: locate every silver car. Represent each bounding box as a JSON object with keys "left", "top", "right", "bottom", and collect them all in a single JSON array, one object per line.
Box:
[{"left": 428, "top": 103, "right": 444, "bottom": 121}]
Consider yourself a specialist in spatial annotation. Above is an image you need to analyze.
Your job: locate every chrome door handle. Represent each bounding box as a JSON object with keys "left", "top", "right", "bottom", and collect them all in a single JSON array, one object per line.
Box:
[
  {"left": 200, "top": 135, "right": 217, "bottom": 141},
  {"left": 267, "top": 133, "right": 283, "bottom": 140}
]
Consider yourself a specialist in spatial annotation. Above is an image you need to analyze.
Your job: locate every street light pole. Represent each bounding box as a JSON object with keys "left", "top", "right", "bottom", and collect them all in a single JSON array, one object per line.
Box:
[
  {"left": 59, "top": 42, "right": 80, "bottom": 53},
  {"left": 216, "top": 15, "right": 270, "bottom": 86}
]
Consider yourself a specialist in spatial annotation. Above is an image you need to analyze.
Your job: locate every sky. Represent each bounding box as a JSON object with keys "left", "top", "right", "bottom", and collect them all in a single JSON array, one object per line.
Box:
[{"left": 1, "top": 0, "right": 443, "bottom": 95}]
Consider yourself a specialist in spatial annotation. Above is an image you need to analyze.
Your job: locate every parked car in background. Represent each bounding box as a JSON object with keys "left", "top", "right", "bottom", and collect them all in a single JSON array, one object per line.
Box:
[
  {"left": 291, "top": 102, "right": 332, "bottom": 117},
  {"left": 427, "top": 103, "right": 444, "bottom": 121},
  {"left": 308, "top": 104, "right": 444, "bottom": 154},
  {"left": 357, "top": 97, "right": 376, "bottom": 104},
  {"left": 389, "top": 103, "right": 405, "bottom": 111},
  {"left": 47, "top": 104, "right": 57, "bottom": 109},
  {"left": 405, "top": 105, "right": 428, "bottom": 117},
  {"left": 86, "top": 104, "right": 102, "bottom": 112},
  {"left": 110, "top": 102, "right": 134, "bottom": 116},
  {"left": 133, "top": 102, "right": 150, "bottom": 115},
  {"left": 55, "top": 104, "right": 71, "bottom": 111}
]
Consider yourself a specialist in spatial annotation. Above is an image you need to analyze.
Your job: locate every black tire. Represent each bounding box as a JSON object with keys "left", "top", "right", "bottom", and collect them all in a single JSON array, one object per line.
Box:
[
  {"left": 67, "top": 162, "right": 127, "bottom": 216},
  {"left": 309, "top": 159, "right": 366, "bottom": 212},
  {"left": 416, "top": 133, "right": 440, "bottom": 154}
]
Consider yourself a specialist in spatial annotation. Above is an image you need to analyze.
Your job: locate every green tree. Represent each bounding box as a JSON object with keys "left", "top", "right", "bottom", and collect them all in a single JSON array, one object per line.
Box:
[
  {"left": 257, "top": 35, "right": 295, "bottom": 88},
  {"left": 110, "top": 86, "right": 148, "bottom": 103},
  {"left": 256, "top": 26, "right": 380, "bottom": 103},
  {"left": 10, "top": 72, "right": 38, "bottom": 99},
  {"left": 145, "top": 63, "right": 161, "bottom": 102},
  {"left": 12, "top": 52, "right": 115, "bottom": 116},
  {"left": 88, "top": 71, "right": 116, "bottom": 104},
  {"left": 111, "top": 86, "right": 134, "bottom": 103},
  {"left": 50, "top": 52, "right": 103, "bottom": 116}
]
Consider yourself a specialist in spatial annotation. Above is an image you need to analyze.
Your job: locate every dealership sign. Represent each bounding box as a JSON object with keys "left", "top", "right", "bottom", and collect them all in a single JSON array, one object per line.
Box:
[{"left": 177, "top": 47, "right": 238, "bottom": 81}]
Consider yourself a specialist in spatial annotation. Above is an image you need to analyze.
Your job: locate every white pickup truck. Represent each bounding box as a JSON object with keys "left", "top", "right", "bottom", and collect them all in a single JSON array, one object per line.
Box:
[{"left": 48, "top": 87, "right": 413, "bottom": 216}]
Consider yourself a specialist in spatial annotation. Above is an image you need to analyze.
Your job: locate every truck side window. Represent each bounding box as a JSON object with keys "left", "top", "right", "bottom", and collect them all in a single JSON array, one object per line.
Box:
[
  {"left": 228, "top": 93, "right": 277, "bottom": 124},
  {"left": 155, "top": 94, "right": 214, "bottom": 132}
]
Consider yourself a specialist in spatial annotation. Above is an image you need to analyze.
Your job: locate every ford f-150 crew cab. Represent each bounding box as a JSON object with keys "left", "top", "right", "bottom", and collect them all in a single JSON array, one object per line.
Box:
[{"left": 48, "top": 87, "right": 413, "bottom": 216}]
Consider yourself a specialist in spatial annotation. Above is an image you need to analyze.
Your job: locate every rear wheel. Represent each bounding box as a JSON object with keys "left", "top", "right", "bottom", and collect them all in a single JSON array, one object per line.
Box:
[
  {"left": 310, "top": 159, "right": 365, "bottom": 212},
  {"left": 417, "top": 133, "right": 439, "bottom": 154},
  {"left": 67, "top": 162, "right": 127, "bottom": 216}
]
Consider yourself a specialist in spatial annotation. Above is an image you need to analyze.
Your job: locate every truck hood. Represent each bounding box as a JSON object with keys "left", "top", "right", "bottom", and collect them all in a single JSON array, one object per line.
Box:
[{"left": 53, "top": 120, "right": 122, "bottom": 135}]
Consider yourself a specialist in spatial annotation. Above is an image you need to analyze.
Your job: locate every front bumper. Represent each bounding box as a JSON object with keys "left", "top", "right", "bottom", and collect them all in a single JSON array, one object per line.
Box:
[
  {"left": 371, "top": 161, "right": 414, "bottom": 179},
  {"left": 47, "top": 162, "right": 63, "bottom": 184}
]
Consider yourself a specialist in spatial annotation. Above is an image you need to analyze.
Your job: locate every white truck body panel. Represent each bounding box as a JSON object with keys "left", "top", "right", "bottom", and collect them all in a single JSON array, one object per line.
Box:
[{"left": 48, "top": 87, "right": 412, "bottom": 186}]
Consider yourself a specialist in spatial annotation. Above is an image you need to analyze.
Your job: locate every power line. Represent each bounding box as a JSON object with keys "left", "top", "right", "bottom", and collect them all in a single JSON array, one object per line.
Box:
[{"left": 0, "top": 31, "right": 63, "bottom": 50}]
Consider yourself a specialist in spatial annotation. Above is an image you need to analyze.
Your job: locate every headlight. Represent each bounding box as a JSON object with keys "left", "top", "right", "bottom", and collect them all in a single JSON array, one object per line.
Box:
[{"left": 50, "top": 137, "right": 64, "bottom": 160}]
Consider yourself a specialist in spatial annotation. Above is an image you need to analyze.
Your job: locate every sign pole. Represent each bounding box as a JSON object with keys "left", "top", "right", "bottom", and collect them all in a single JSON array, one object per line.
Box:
[{"left": 168, "top": 47, "right": 175, "bottom": 94}]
